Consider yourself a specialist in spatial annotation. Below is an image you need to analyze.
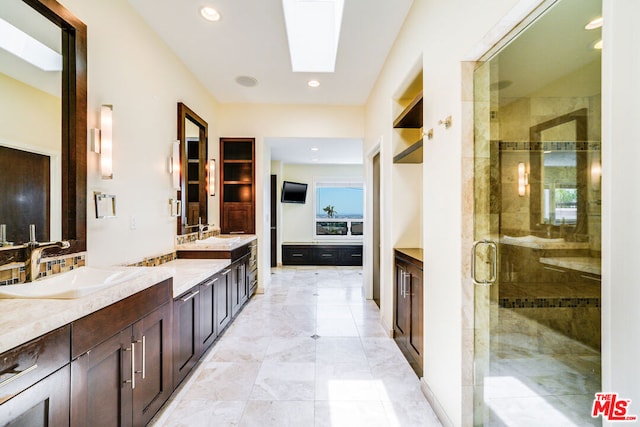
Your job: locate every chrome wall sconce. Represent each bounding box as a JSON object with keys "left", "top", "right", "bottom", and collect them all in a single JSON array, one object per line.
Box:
[{"left": 90, "top": 104, "right": 114, "bottom": 179}]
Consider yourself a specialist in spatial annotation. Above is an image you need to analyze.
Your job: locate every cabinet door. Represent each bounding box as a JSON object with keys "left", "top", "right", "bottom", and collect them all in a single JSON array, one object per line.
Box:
[
  {"left": 0, "top": 365, "right": 70, "bottom": 427},
  {"left": 200, "top": 276, "right": 218, "bottom": 351},
  {"left": 222, "top": 202, "right": 254, "bottom": 234},
  {"left": 215, "top": 268, "right": 232, "bottom": 332},
  {"left": 173, "top": 287, "right": 201, "bottom": 387},
  {"left": 393, "top": 259, "right": 409, "bottom": 340},
  {"left": 132, "top": 303, "right": 173, "bottom": 427},
  {"left": 407, "top": 264, "right": 424, "bottom": 370},
  {"left": 71, "top": 329, "right": 133, "bottom": 427}
]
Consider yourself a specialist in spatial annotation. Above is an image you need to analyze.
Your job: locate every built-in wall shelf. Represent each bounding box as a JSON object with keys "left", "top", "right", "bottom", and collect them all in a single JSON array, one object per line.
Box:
[
  {"left": 393, "top": 139, "right": 423, "bottom": 164},
  {"left": 393, "top": 91, "right": 423, "bottom": 128}
]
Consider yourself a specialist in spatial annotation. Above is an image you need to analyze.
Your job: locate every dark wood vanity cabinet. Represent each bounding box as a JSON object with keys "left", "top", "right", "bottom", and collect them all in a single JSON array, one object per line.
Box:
[
  {"left": 394, "top": 250, "right": 424, "bottom": 377},
  {"left": 0, "top": 326, "right": 71, "bottom": 426},
  {"left": 231, "top": 255, "right": 249, "bottom": 317},
  {"left": 71, "top": 279, "right": 173, "bottom": 427},
  {"left": 173, "top": 273, "right": 223, "bottom": 387}
]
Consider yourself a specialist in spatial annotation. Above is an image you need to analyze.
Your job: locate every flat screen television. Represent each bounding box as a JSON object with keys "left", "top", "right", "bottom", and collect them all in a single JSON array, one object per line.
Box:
[{"left": 281, "top": 181, "right": 308, "bottom": 204}]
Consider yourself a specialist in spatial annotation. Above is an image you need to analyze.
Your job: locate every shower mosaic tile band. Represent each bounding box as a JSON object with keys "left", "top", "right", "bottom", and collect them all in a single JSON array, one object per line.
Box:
[
  {"left": 499, "top": 297, "right": 600, "bottom": 309},
  {"left": 498, "top": 140, "right": 601, "bottom": 152}
]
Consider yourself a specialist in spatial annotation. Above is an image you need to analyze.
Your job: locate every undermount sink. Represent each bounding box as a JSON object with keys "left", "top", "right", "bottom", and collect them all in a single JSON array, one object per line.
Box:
[
  {"left": 0, "top": 266, "right": 145, "bottom": 299},
  {"left": 195, "top": 236, "right": 241, "bottom": 245},
  {"left": 503, "top": 235, "right": 565, "bottom": 244}
]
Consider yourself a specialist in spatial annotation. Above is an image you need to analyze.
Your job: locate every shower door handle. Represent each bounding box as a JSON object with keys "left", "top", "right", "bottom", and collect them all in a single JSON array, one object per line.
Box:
[{"left": 471, "top": 239, "right": 498, "bottom": 286}]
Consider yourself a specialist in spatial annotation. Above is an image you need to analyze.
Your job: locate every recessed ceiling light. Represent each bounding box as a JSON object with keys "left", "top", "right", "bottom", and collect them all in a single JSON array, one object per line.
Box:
[
  {"left": 200, "top": 6, "right": 221, "bottom": 22},
  {"left": 585, "top": 17, "right": 603, "bottom": 30},
  {"left": 592, "top": 39, "right": 603, "bottom": 50},
  {"left": 311, "top": 147, "right": 319, "bottom": 151},
  {"left": 235, "top": 75, "right": 258, "bottom": 87},
  {"left": 308, "top": 80, "right": 320, "bottom": 88}
]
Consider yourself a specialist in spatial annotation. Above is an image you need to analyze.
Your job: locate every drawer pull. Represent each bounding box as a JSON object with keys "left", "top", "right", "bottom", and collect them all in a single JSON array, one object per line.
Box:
[
  {"left": 351, "top": 254, "right": 362, "bottom": 257},
  {"left": 292, "top": 254, "right": 304, "bottom": 257},
  {"left": 321, "top": 254, "right": 333, "bottom": 257},
  {"left": 203, "top": 277, "right": 218, "bottom": 287},
  {"left": 0, "top": 363, "right": 38, "bottom": 388},
  {"left": 180, "top": 290, "right": 200, "bottom": 302},
  {"left": 222, "top": 269, "right": 231, "bottom": 275}
]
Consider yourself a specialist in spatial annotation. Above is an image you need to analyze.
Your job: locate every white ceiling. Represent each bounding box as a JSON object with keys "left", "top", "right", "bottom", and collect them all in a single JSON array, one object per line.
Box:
[
  {"left": 127, "top": 0, "right": 414, "bottom": 106},
  {"left": 268, "top": 137, "right": 363, "bottom": 165}
]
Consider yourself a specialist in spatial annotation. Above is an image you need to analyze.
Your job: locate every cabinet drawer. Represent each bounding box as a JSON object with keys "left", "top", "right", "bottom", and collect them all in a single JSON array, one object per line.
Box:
[
  {"left": 340, "top": 246, "right": 363, "bottom": 266},
  {"left": 0, "top": 325, "right": 70, "bottom": 404},
  {"left": 282, "top": 246, "right": 313, "bottom": 265},
  {"left": 313, "top": 248, "right": 340, "bottom": 264}
]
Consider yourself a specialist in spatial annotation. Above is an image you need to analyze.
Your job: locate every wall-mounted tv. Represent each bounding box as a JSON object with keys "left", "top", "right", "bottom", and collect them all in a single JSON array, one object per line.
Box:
[{"left": 281, "top": 181, "right": 308, "bottom": 204}]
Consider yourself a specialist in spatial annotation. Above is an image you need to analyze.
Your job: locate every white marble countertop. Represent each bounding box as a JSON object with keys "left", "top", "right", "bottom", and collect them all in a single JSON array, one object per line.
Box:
[
  {"left": 161, "top": 258, "right": 231, "bottom": 297},
  {"left": 539, "top": 257, "right": 601, "bottom": 276},
  {"left": 0, "top": 258, "right": 232, "bottom": 354},
  {"left": 176, "top": 234, "right": 256, "bottom": 251},
  {"left": 0, "top": 266, "right": 172, "bottom": 354}
]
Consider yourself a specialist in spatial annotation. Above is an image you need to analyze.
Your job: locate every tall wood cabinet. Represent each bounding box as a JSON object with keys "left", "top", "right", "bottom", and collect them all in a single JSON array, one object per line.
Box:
[
  {"left": 220, "top": 138, "right": 255, "bottom": 234},
  {"left": 394, "top": 249, "right": 424, "bottom": 377}
]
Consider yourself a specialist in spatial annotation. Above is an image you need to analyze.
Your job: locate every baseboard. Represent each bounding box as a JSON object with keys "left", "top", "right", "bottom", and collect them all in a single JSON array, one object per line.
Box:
[{"left": 420, "top": 377, "right": 454, "bottom": 427}]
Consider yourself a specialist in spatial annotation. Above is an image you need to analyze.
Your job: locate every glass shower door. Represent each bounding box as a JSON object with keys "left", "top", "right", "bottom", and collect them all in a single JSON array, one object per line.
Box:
[{"left": 472, "top": 0, "right": 602, "bottom": 425}]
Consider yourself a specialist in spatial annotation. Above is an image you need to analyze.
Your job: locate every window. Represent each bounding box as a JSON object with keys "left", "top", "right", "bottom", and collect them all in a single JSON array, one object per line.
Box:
[{"left": 314, "top": 180, "right": 363, "bottom": 238}]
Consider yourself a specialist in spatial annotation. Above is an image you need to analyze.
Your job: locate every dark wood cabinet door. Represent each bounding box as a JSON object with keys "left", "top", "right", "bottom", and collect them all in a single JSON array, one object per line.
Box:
[
  {"left": 407, "top": 263, "right": 424, "bottom": 375},
  {"left": 200, "top": 277, "right": 218, "bottom": 350},
  {"left": 215, "top": 269, "right": 232, "bottom": 332},
  {"left": 222, "top": 202, "right": 254, "bottom": 234},
  {"left": 0, "top": 365, "right": 70, "bottom": 427},
  {"left": 132, "top": 303, "right": 173, "bottom": 427},
  {"left": 173, "top": 288, "right": 201, "bottom": 387},
  {"left": 71, "top": 329, "right": 132, "bottom": 427},
  {"left": 393, "top": 260, "right": 409, "bottom": 339}
]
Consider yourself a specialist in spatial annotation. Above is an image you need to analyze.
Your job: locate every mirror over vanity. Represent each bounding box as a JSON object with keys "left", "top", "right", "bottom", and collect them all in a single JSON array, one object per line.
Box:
[
  {"left": 177, "top": 102, "right": 208, "bottom": 235},
  {"left": 0, "top": 0, "right": 86, "bottom": 254}
]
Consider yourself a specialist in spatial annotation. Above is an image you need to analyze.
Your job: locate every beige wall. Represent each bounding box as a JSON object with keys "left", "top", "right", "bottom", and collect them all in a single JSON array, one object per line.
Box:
[{"left": 61, "top": 0, "right": 221, "bottom": 266}]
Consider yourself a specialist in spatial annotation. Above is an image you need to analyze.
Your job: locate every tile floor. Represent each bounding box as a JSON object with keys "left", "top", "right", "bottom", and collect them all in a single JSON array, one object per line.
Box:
[{"left": 149, "top": 266, "right": 441, "bottom": 427}]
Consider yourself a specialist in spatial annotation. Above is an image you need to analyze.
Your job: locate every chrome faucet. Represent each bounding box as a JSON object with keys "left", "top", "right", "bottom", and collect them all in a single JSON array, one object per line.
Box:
[{"left": 26, "top": 241, "right": 71, "bottom": 282}]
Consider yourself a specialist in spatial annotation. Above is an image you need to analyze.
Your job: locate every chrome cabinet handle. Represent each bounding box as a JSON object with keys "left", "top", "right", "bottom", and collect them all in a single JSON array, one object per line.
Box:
[
  {"left": 0, "top": 363, "right": 38, "bottom": 388},
  {"left": 471, "top": 239, "right": 498, "bottom": 286},
  {"left": 134, "top": 336, "right": 146, "bottom": 379},
  {"left": 180, "top": 290, "right": 200, "bottom": 302},
  {"left": 222, "top": 269, "right": 231, "bottom": 275},
  {"left": 123, "top": 343, "right": 135, "bottom": 389},
  {"left": 402, "top": 272, "right": 411, "bottom": 297}
]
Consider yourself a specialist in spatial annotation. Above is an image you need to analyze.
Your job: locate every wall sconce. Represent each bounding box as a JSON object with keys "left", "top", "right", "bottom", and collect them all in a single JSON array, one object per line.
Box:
[
  {"left": 591, "top": 160, "right": 602, "bottom": 190},
  {"left": 518, "top": 162, "right": 528, "bottom": 196},
  {"left": 100, "top": 105, "right": 113, "bottom": 179},
  {"left": 169, "top": 141, "right": 180, "bottom": 190},
  {"left": 208, "top": 159, "right": 216, "bottom": 196}
]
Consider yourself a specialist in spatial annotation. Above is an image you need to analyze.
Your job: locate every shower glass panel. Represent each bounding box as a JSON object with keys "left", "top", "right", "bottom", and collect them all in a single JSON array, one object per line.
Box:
[{"left": 472, "top": 0, "right": 602, "bottom": 425}]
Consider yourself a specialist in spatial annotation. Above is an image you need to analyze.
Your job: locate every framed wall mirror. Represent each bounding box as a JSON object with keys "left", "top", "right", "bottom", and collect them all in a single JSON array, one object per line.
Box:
[
  {"left": 0, "top": 0, "right": 86, "bottom": 252},
  {"left": 177, "top": 102, "right": 208, "bottom": 235},
  {"left": 529, "top": 108, "right": 588, "bottom": 237}
]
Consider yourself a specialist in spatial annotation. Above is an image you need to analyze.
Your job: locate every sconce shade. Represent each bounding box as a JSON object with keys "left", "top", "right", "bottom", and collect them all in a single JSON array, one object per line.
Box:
[
  {"left": 100, "top": 105, "right": 113, "bottom": 179},
  {"left": 171, "top": 141, "right": 180, "bottom": 189},
  {"left": 518, "top": 162, "right": 526, "bottom": 196},
  {"left": 208, "top": 159, "right": 216, "bottom": 196}
]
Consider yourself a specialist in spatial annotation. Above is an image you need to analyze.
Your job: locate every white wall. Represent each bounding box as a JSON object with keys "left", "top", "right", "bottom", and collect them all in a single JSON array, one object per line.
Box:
[
  {"left": 219, "top": 104, "right": 364, "bottom": 289},
  {"left": 60, "top": 0, "right": 221, "bottom": 266},
  {"left": 364, "top": 0, "right": 526, "bottom": 425},
  {"left": 602, "top": 0, "right": 640, "bottom": 422},
  {"left": 280, "top": 164, "right": 364, "bottom": 244}
]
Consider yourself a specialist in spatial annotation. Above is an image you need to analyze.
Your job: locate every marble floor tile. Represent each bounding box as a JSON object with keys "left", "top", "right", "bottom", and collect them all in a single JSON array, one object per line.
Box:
[
  {"left": 250, "top": 361, "right": 316, "bottom": 401},
  {"left": 150, "top": 266, "right": 440, "bottom": 427},
  {"left": 240, "top": 400, "right": 315, "bottom": 427}
]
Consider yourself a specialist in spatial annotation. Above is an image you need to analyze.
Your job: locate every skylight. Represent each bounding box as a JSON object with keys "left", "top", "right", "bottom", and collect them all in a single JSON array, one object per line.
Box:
[
  {"left": 282, "top": 0, "right": 344, "bottom": 72},
  {"left": 0, "top": 17, "right": 62, "bottom": 72}
]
